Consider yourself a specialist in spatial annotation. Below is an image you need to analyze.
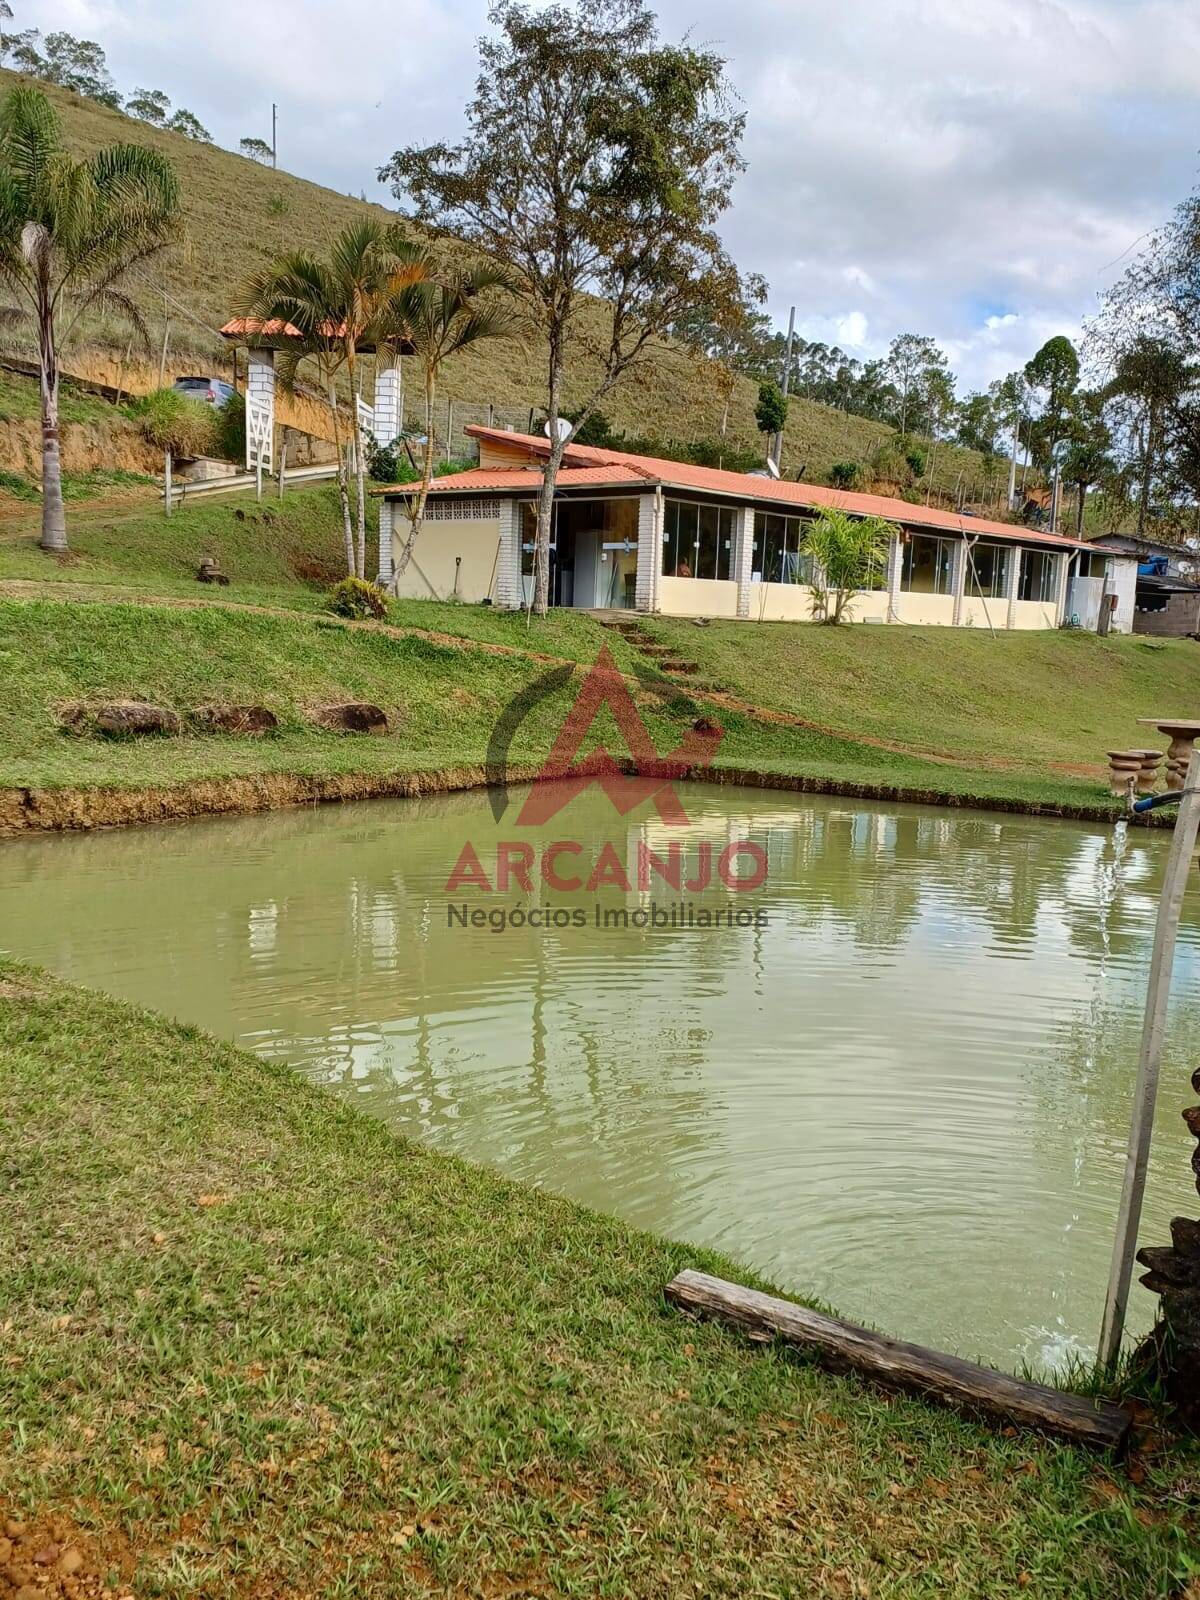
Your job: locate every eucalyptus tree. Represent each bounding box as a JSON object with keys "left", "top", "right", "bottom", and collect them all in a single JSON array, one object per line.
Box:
[
  {"left": 1104, "top": 335, "right": 1193, "bottom": 535},
  {"left": 0, "top": 84, "right": 179, "bottom": 551},
  {"left": 378, "top": 262, "right": 519, "bottom": 585},
  {"left": 381, "top": 0, "right": 748, "bottom": 615},
  {"left": 238, "top": 221, "right": 429, "bottom": 578}
]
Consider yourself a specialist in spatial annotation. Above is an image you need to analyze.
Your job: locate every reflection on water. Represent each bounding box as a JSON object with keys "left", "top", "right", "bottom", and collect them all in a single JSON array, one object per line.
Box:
[{"left": 1, "top": 783, "right": 1197, "bottom": 1372}]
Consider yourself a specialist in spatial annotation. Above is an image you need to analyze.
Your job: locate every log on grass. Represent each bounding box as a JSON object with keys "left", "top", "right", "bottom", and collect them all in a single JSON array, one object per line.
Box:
[{"left": 665, "top": 1269, "right": 1130, "bottom": 1452}]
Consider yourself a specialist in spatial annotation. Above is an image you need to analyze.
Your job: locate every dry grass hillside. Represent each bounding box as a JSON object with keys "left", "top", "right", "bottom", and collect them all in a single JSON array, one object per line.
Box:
[{"left": 0, "top": 68, "right": 998, "bottom": 498}]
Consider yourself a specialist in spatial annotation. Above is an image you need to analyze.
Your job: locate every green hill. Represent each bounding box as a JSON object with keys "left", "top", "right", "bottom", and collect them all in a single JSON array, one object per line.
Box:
[{"left": 0, "top": 68, "right": 1000, "bottom": 501}]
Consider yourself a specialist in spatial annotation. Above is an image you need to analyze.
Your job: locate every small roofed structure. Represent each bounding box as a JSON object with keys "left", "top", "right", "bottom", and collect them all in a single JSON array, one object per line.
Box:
[{"left": 218, "top": 318, "right": 415, "bottom": 474}]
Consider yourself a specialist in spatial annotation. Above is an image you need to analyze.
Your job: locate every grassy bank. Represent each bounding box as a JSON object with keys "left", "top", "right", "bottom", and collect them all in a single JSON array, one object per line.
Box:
[{"left": 0, "top": 960, "right": 1195, "bottom": 1598}]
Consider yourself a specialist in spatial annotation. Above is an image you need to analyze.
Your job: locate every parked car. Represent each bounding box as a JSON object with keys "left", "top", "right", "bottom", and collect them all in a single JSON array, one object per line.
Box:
[{"left": 172, "top": 375, "right": 236, "bottom": 409}]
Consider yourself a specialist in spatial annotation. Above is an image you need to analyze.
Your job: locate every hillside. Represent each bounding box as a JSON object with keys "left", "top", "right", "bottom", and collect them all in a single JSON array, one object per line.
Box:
[{"left": 0, "top": 68, "right": 1001, "bottom": 501}]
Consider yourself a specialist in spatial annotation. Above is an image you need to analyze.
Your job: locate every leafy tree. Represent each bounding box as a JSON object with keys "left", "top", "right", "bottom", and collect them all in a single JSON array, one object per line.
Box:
[
  {"left": 990, "top": 370, "right": 1031, "bottom": 508},
  {"left": 379, "top": 263, "right": 519, "bottom": 584},
  {"left": 9, "top": 31, "right": 121, "bottom": 108},
  {"left": 884, "top": 333, "right": 947, "bottom": 435},
  {"left": 168, "top": 109, "right": 211, "bottom": 142},
  {"left": 0, "top": 3, "right": 14, "bottom": 63},
  {"left": 1103, "top": 334, "right": 1193, "bottom": 536},
  {"left": 126, "top": 87, "right": 170, "bottom": 125},
  {"left": 828, "top": 460, "right": 860, "bottom": 489},
  {"left": 238, "top": 221, "right": 430, "bottom": 578},
  {"left": 0, "top": 85, "right": 179, "bottom": 551},
  {"left": 755, "top": 379, "right": 788, "bottom": 441},
  {"left": 240, "top": 137, "right": 273, "bottom": 165},
  {"left": 1023, "top": 335, "right": 1079, "bottom": 478},
  {"left": 381, "top": 0, "right": 747, "bottom": 616},
  {"left": 956, "top": 390, "right": 1000, "bottom": 455},
  {"left": 803, "top": 508, "right": 897, "bottom": 623}
]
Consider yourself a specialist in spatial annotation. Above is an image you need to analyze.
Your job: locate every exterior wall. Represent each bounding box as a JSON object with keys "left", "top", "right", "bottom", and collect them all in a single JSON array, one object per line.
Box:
[
  {"left": 658, "top": 577, "right": 740, "bottom": 617},
  {"left": 893, "top": 592, "right": 957, "bottom": 626},
  {"left": 733, "top": 505, "right": 754, "bottom": 620},
  {"left": 495, "top": 499, "right": 523, "bottom": 608},
  {"left": 373, "top": 365, "right": 401, "bottom": 446},
  {"left": 747, "top": 581, "right": 818, "bottom": 622},
  {"left": 955, "top": 590, "right": 1008, "bottom": 629},
  {"left": 1134, "top": 590, "right": 1200, "bottom": 638},
  {"left": 634, "top": 493, "right": 660, "bottom": 613},
  {"left": 1010, "top": 599, "right": 1058, "bottom": 630},
  {"left": 246, "top": 350, "right": 275, "bottom": 472},
  {"left": 1065, "top": 573, "right": 1105, "bottom": 630},
  {"left": 478, "top": 436, "right": 539, "bottom": 469},
  {"left": 377, "top": 498, "right": 394, "bottom": 584},
  {"left": 391, "top": 515, "right": 503, "bottom": 603}
]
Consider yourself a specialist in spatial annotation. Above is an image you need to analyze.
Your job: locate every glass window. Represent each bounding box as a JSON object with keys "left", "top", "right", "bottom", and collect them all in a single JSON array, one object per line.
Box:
[
  {"left": 1018, "top": 549, "right": 1056, "bottom": 603},
  {"left": 662, "top": 500, "right": 735, "bottom": 579},
  {"left": 696, "top": 504, "right": 719, "bottom": 580},
  {"left": 752, "top": 511, "right": 816, "bottom": 585},
  {"left": 968, "top": 543, "right": 1009, "bottom": 599},
  {"left": 901, "top": 534, "right": 953, "bottom": 594},
  {"left": 520, "top": 501, "right": 555, "bottom": 577}
]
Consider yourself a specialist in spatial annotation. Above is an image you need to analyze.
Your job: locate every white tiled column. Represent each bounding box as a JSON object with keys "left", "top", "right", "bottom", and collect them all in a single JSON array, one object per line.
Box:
[
  {"left": 951, "top": 539, "right": 968, "bottom": 625},
  {"left": 886, "top": 533, "right": 903, "bottom": 622},
  {"left": 377, "top": 497, "right": 394, "bottom": 585},
  {"left": 495, "top": 499, "right": 523, "bottom": 609},
  {"left": 373, "top": 363, "right": 402, "bottom": 446},
  {"left": 634, "top": 491, "right": 661, "bottom": 614},
  {"left": 734, "top": 505, "right": 755, "bottom": 619},
  {"left": 246, "top": 350, "right": 275, "bottom": 472},
  {"left": 1005, "top": 547, "right": 1022, "bottom": 630}
]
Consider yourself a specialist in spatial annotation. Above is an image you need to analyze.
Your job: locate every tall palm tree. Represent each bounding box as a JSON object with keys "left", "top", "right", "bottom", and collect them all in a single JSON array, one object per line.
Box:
[
  {"left": 379, "top": 263, "right": 518, "bottom": 585},
  {"left": 238, "top": 222, "right": 429, "bottom": 578},
  {"left": 0, "top": 84, "right": 179, "bottom": 551}
]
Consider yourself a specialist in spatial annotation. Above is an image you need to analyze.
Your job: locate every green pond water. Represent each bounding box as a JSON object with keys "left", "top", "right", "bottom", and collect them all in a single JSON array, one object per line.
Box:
[{"left": 2, "top": 781, "right": 1197, "bottom": 1373}]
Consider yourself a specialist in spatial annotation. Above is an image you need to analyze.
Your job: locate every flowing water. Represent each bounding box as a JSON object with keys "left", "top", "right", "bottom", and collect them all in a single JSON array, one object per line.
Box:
[{"left": 2, "top": 782, "right": 1198, "bottom": 1373}]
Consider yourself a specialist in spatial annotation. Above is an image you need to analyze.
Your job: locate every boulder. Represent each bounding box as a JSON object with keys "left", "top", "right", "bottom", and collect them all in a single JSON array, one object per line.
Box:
[
  {"left": 311, "top": 702, "right": 389, "bottom": 735},
  {"left": 193, "top": 703, "right": 279, "bottom": 736},
  {"left": 60, "top": 701, "right": 181, "bottom": 738}
]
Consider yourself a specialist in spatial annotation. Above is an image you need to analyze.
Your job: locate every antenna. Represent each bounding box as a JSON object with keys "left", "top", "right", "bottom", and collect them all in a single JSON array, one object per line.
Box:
[
  {"left": 543, "top": 417, "right": 573, "bottom": 443},
  {"left": 764, "top": 457, "right": 780, "bottom": 479}
]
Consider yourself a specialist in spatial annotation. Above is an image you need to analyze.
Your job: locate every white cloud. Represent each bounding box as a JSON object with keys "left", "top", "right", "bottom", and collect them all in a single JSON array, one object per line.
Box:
[{"left": 19, "top": 0, "right": 1200, "bottom": 392}]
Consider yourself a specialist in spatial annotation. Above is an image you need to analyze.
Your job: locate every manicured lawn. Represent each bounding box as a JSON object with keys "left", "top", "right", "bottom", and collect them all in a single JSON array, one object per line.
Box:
[{"left": 0, "top": 961, "right": 1194, "bottom": 1598}]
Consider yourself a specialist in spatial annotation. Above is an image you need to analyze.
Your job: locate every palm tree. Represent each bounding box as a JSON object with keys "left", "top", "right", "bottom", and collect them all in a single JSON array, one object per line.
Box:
[
  {"left": 238, "top": 222, "right": 428, "bottom": 577},
  {"left": 803, "top": 508, "right": 897, "bottom": 624},
  {"left": 0, "top": 84, "right": 179, "bottom": 551},
  {"left": 378, "top": 263, "right": 518, "bottom": 585}
]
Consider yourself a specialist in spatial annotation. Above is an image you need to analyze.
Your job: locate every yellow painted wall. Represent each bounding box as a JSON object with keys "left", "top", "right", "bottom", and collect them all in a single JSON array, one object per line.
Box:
[
  {"left": 394, "top": 517, "right": 503, "bottom": 603},
  {"left": 477, "top": 437, "right": 540, "bottom": 469},
  {"left": 893, "top": 592, "right": 957, "bottom": 626},
  {"left": 658, "top": 577, "right": 740, "bottom": 618},
  {"left": 1010, "top": 599, "right": 1059, "bottom": 630}
]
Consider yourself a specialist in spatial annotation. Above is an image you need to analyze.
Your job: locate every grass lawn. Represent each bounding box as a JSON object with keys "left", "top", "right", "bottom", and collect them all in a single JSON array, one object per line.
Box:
[{"left": 0, "top": 959, "right": 1196, "bottom": 1599}]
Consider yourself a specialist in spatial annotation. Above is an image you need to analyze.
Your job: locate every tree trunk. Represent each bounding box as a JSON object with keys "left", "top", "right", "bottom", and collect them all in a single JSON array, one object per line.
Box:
[
  {"left": 532, "top": 343, "right": 566, "bottom": 618},
  {"left": 348, "top": 347, "right": 367, "bottom": 579},
  {"left": 326, "top": 380, "right": 355, "bottom": 576},
  {"left": 1007, "top": 417, "right": 1018, "bottom": 509},
  {"left": 37, "top": 288, "right": 66, "bottom": 553},
  {"left": 393, "top": 365, "right": 437, "bottom": 581},
  {"left": 1138, "top": 404, "right": 1157, "bottom": 538}
]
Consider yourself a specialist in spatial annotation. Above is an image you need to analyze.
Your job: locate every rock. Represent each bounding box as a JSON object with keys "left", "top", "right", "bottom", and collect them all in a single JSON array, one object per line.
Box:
[
  {"left": 33, "top": 1542, "right": 59, "bottom": 1565},
  {"left": 58, "top": 1548, "right": 84, "bottom": 1576},
  {"left": 192, "top": 704, "right": 278, "bottom": 736},
  {"left": 15, "top": 1586, "right": 42, "bottom": 1600},
  {"left": 4, "top": 1520, "right": 26, "bottom": 1538},
  {"left": 311, "top": 703, "right": 389, "bottom": 735},
  {"left": 59, "top": 701, "right": 181, "bottom": 739}
]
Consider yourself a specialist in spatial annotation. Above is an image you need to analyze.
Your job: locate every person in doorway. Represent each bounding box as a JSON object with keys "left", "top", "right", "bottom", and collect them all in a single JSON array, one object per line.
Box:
[{"left": 678, "top": 557, "right": 692, "bottom": 579}]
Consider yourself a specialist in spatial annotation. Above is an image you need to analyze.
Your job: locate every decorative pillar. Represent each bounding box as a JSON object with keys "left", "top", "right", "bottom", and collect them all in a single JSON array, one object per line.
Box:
[
  {"left": 377, "top": 497, "right": 394, "bottom": 586},
  {"left": 634, "top": 491, "right": 661, "bottom": 614},
  {"left": 886, "top": 533, "right": 903, "bottom": 622},
  {"left": 1005, "top": 547, "right": 1022, "bottom": 631},
  {"left": 734, "top": 505, "right": 755, "bottom": 619},
  {"left": 951, "top": 539, "right": 967, "bottom": 625},
  {"left": 495, "top": 499, "right": 523, "bottom": 610},
  {"left": 246, "top": 349, "right": 275, "bottom": 473},
  {"left": 1053, "top": 550, "right": 1070, "bottom": 625},
  {"left": 373, "top": 362, "right": 402, "bottom": 446}
]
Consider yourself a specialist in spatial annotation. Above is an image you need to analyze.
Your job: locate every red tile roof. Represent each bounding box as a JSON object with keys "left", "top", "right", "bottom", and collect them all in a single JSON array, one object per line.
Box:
[
  {"left": 449, "top": 425, "right": 1095, "bottom": 553},
  {"left": 378, "top": 464, "right": 655, "bottom": 494},
  {"left": 220, "top": 318, "right": 413, "bottom": 353}
]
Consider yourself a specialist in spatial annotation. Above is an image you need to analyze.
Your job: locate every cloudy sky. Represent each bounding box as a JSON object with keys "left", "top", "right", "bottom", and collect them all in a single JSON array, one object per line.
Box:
[{"left": 19, "top": 0, "right": 1200, "bottom": 390}]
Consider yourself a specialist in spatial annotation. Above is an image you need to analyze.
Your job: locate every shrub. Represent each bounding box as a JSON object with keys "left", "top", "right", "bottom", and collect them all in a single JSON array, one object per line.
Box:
[
  {"left": 211, "top": 389, "right": 245, "bottom": 464},
  {"left": 365, "top": 435, "right": 411, "bottom": 483},
  {"left": 130, "top": 389, "right": 218, "bottom": 458},
  {"left": 904, "top": 443, "right": 927, "bottom": 479},
  {"left": 326, "top": 576, "right": 387, "bottom": 620},
  {"left": 755, "top": 380, "right": 788, "bottom": 438},
  {"left": 828, "top": 460, "right": 860, "bottom": 489}
]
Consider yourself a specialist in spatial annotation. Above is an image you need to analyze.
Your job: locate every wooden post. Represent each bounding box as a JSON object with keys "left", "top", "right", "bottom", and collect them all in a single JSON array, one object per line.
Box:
[
  {"left": 277, "top": 433, "right": 287, "bottom": 499},
  {"left": 158, "top": 292, "right": 170, "bottom": 389},
  {"left": 163, "top": 450, "right": 172, "bottom": 516},
  {"left": 1099, "top": 746, "right": 1200, "bottom": 1368}
]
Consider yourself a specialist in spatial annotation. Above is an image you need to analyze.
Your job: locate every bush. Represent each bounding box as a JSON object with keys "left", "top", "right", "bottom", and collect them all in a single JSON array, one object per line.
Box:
[
  {"left": 828, "top": 460, "right": 860, "bottom": 489},
  {"left": 366, "top": 435, "right": 413, "bottom": 484},
  {"left": 904, "top": 443, "right": 927, "bottom": 479},
  {"left": 130, "top": 389, "right": 218, "bottom": 458},
  {"left": 211, "top": 389, "right": 245, "bottom": 464},
  {"left": 755, "top": 380, "right": 788, "bottom": 438},
  {"left": 326, "top": 576, "right": 387, "bottom": 620}
]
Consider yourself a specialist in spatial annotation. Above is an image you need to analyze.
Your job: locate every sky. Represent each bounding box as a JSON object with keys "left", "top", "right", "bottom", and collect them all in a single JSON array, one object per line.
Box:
[{"left": 18, "top": 0, "right": 1200, "bottom": 392}]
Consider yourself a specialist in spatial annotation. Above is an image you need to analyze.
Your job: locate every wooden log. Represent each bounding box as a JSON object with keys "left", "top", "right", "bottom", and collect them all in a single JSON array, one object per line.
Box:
[{"left": 665, "top": 1269, "right": 1131, "bottom": 1452}]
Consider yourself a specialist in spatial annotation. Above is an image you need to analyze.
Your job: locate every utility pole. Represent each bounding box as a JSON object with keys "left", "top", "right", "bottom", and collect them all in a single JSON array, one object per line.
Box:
[
  {"left": 771, "top": 304, "right": 795, "bottom": 470},
  {"left": 1007, "top": 416, "right": 1019, "bottom": 511},
  {"left": 271, "top": 103, "right": 277, "bottom": 169}
]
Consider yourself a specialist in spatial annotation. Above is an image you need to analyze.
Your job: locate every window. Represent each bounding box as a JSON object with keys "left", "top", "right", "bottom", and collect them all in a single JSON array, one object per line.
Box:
[
  {"left": 901, "top": 535, "right": 953, "bottom": 594},
  {"left": 1018, "top": 549, "right": 1057, "bottom": 603},
  {"left": 751, "top": 511, "right": 817, "bottom": 585},
  {"left": 661, "top": 500, "right": 734, "bottom": 580},
  {"left": 519, "top": 500, "right": 551, "bottom": 576},
  {"left": 967, "top": 542, "right": 1009, "bottom": 598}
]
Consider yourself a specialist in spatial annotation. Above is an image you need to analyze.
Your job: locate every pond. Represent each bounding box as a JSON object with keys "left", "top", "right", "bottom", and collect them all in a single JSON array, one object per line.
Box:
[{"left": 2, "top": 781, "right": 1197, "bottom": 1374}]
